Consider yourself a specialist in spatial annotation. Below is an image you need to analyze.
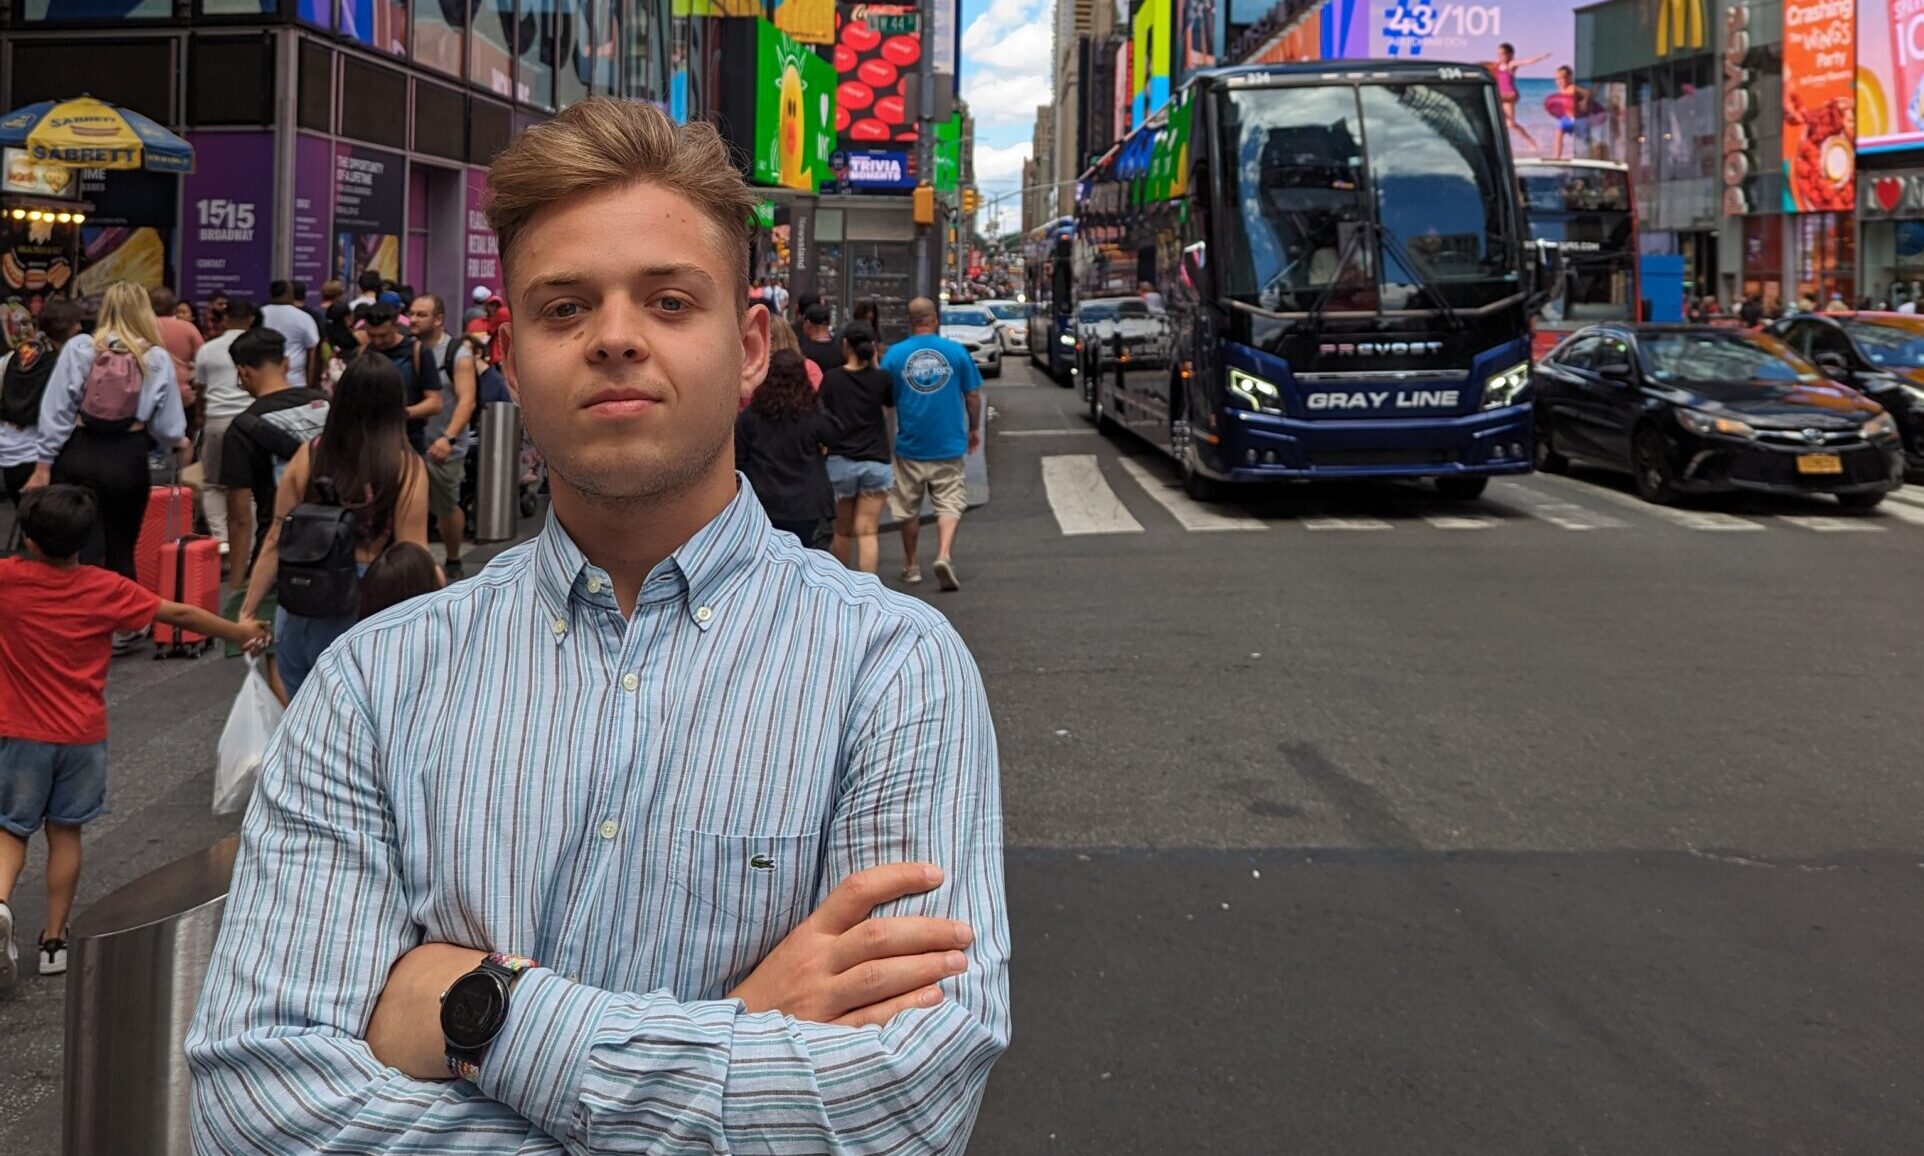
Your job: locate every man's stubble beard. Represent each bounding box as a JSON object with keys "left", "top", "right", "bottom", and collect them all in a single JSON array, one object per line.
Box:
[{"left": 533, "top": 413, "right": 732, "bottom": 510}]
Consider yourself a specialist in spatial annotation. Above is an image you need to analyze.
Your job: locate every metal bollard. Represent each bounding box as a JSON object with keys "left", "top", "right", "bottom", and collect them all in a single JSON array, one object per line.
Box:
[
  {"left": 63, "top": 836, "right": 239, "bottom": 1156},
  {"left": 474, "top": 401, "right": 522, "bottom": 543}
]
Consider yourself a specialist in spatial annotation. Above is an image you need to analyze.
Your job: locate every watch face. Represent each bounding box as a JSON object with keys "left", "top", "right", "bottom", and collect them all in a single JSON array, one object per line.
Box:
[{"left": 441, "top": 972, "right": 508, "bottom": 1050}]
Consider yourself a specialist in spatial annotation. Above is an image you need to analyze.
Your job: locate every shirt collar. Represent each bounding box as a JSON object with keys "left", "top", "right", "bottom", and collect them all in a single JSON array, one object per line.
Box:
[{"left": 531, "top": 476, "right": 770, "bottom": 639}]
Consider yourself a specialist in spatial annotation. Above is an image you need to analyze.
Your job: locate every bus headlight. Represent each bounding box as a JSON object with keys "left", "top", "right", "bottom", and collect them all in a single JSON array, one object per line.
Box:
[
  {"left": 1059, "top": 333, "right": 1076, "bottom": 346},
  {"left": 1482, "top": 362, "right": 1531, "bottom": 410},
  {"left": 1228, "top": 367, "right": 1282, "bottom": 412}
]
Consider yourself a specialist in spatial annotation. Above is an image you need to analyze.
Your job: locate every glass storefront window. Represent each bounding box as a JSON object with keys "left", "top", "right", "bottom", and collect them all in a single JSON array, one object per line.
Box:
[
  {"left": 557, "top": 0, "right": 592, "bottom": 109},
  {"left": 1743, "top": 214, "right": 1784, "bottom": 311},
  {"left": 626, "top": 0, "right": 663, "bottom": 100},
  {"left": 472, "top": 0, "right": 517, "bottom": 99},
  {"left": 519, "top": 0, "right": 558, "bottom": 110},
  {"left": 416, "top": 0, "right": 467, "bottom": 77},
  {"left": 1793, "top": 211, "right": 1854, "bottom": 307},
  {"left": 340, "top": 0, "right": 408, "bottom": 56}
]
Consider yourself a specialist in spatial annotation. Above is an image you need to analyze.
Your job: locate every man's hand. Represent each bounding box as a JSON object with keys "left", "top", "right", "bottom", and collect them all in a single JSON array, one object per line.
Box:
[
  {"left": 727, "top": 863, "right": 973, "bottom": 1028},
  {"left": 427, "top": 436, "right": 452, "bottom": 464},
  {"left": 967, "top": 428, "right": 982, "bottom": 455},
  {"left": 366, "top": 942, "right": 485, "bottom": 1080}
]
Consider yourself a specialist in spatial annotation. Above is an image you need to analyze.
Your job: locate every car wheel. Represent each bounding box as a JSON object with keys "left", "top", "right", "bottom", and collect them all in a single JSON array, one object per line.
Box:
[
  {"left": 1089, "top": 374, "right": 1114, "bottom": 436},
  {"left": 1434, "top": 476, "right": 1489, "bottom": 500},
  {"left": 1837, "top": 491, "right": 1887, "bottom": 510},
  {"left": 987, "top": 362, "right": 1002, "bottom": 378},
  {"left": 1534, "top": 413, "right": 1569, "bottom": 474},
  {"left": 1181, "top": 442, "right": 1228, "bottom": 502},
  {"left": 1632, "top": 425, "right": 1678, "bottom": 505}
]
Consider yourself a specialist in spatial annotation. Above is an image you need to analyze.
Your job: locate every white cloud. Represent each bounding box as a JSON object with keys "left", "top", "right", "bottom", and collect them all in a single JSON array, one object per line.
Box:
[
  {"left": 962, "top": 68, "right": 1053, "bottom": 133},
  {"left": 962, "top": 0, "right": 1049, "bottom": 58},
  {"left": 973, "top": 139, "right": 1032, "bottom": 188},
  {"left": 966, "top": 18, "right": 1053, "bottom": 77}
]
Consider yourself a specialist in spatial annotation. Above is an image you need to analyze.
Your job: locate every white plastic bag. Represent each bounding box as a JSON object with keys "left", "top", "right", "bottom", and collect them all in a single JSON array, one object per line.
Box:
[{"left": 214, "top": 657, "right": 283, "bottom": 815}]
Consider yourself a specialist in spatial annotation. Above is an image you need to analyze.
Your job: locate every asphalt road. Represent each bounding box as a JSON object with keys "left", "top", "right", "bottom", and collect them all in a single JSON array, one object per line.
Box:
[{"left": 5, "top": 357, "right": 1923, "bottom": 1152}]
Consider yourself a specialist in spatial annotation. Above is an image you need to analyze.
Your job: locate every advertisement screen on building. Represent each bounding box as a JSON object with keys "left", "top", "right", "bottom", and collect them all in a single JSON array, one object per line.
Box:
[
  {"left": 831, "top": 3, "right": 921, "bottom": 146},
  {"left": 1131, "top": 0, "right": 1172, "bottom": 127},
  {"left": 1317, "top": 1, "right": 1609, "bottom": 163},
  {"left": 755, "top": 19, "right": 837, "bottom": 191},
  {"left": 1858, "top": 0, "right": 1924, "bottom": 154},
  {"left": 1783, "top": 0, "right": 1855, "bottom": 211}
]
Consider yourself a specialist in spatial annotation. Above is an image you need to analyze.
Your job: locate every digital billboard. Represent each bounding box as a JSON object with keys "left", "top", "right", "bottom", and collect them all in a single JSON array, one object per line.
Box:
[
  {"left": 1858, "top": 0, "right": 1924, "bottom": 154},
  {"left": 1130, "top": 0, "right": 1173, "bottom": 127},
  {"left": 1783, "top": 0, "right": 1855, "bottom": 211},
  {"left": 1317, "top": 1, "right": 1601, "bottom": 162},
  {"left": 831, "top": 3, "right": 921, "bottom": 146},
  {"left": 754, "top": 19, "right": 837, "bottom": 191}
]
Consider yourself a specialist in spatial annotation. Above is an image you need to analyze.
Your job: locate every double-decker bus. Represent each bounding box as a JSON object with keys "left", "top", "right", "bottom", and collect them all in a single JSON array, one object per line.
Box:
[
  {"left": 1075, "top": 60, "right": 1556, "bottom": 501},
  {"left": 1023, "top": 216, "right": 1077, "bottom": 381},
  {"left": 1516, "top": 158, "right": 1639, "bottom": 358}
]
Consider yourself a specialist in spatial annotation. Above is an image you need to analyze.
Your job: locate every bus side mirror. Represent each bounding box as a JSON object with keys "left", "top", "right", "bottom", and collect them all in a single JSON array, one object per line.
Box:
[{"left": 1526, "top": 240, "right": 1563, "bottom": 311}]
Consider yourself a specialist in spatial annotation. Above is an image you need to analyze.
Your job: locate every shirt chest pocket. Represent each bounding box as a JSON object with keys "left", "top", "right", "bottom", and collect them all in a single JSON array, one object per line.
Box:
[{"left": 668, "top": 828, "right": 823, "bottom": 999}]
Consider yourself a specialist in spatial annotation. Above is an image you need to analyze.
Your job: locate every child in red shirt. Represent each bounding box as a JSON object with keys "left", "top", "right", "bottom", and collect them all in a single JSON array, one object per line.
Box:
[{"left": 0, "top": 485, "right": 268, "bottom": 987}]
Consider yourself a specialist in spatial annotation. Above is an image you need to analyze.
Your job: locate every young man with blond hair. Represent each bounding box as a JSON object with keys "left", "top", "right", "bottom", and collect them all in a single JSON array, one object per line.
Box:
[{"left": 187, "top": 99, "right": 1009, "bottom": 1152}]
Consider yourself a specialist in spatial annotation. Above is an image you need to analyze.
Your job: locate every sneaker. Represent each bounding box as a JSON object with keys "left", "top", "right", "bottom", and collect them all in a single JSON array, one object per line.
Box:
[
  {"left": 932, "top": 557, "right": 960, "bottom": 592},
  {"left": 38, "top": 932, "right": 67, "bottom": 977},
  {"left": 443, "top": 557, "right": 466, "bottom": 581},
  {"left": 0, "top": 901, "right": 15, "bottom": 990},
  {"left": 111, "top": 630, "right": 142, "bottom": 656},
  {"left": 900, "top": 565, "right": 923, "bottom": 585}
]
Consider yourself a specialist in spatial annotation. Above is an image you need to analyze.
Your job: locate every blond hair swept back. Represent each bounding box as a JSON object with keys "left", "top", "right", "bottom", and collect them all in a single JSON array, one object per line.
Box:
[
  {"left": 93, "top": 280, "right": 164, "bottom": 356},
  {"left": 485, "top": 99, "right": 757, "bottom": 295}
]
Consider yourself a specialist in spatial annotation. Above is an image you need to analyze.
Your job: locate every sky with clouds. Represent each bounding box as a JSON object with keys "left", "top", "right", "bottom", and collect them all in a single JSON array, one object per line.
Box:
[{"left": 960, "top": 0, "right": 1052, "bottom": 236}]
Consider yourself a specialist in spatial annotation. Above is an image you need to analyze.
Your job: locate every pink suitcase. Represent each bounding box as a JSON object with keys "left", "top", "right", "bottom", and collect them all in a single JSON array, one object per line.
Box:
[
  {"left": 154, "top": 534, "right": 221, "bottom": 658},
  {"left": 135, "top": 484, "right": 194, "bottom": 592}
]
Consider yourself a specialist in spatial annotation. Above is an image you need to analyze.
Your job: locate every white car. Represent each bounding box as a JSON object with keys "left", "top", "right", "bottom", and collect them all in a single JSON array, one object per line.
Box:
[
  {"left": 977, "top": 299, "right": 1031, "bottom": 355},
  {"left": 940, "top": 306, "right": 1004, "bottom": 378},
  {"left": 1076, "top": 297, "right": 1169, "bottom": 370}
]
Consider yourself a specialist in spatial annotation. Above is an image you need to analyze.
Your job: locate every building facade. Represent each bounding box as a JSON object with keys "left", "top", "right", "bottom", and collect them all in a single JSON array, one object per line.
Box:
[{"left": 0, "top": 0, "right": 673, "bottom": 314}]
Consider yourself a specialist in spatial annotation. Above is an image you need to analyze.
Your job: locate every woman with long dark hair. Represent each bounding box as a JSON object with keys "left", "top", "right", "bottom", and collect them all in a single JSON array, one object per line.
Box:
[
  {"left": 818, "top": 322, "right": 894, "bottom": 572},
  {"left": 734, "top": 349, "right": 835, "bottom": 545},
  {"left": 238, "top": 355, "right": 427, "bottom": 700}
]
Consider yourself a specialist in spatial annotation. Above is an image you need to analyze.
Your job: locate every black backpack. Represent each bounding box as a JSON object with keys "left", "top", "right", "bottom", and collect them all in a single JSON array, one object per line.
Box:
[
  {"left": 277, "top": 475, "right": 361, "bottom": 618},
  {"left": 1, "top": 339, "right": 55, "bottom": 429}
]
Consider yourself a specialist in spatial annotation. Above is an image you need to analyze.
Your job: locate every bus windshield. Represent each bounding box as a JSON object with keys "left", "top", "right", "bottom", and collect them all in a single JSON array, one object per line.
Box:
[
  {"left": 1220, "top": 81, "right": 1518, "bottom": 314},
  {"left": 1520, "top": 164, "right": 1636, "bottom": 323}
]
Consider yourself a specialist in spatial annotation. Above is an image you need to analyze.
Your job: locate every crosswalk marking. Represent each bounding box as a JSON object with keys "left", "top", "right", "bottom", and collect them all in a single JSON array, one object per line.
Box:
[
  {"left": 1887, "top": 487, "right": 1924, "bottom": 509},
  {"left": 1301, "top": 516, "right": 1394, "bottom": 531},
  {"left": 1422, "top": 515, "right": 1500, "bottom": 530},
  {"left": 1000, "top": 427, "right": 1098, "bottom": 437},
  {"left": 1534, "top": 474, "right": 1766, "bottom": 531},
  {"left": 1872, "top": 498, "right": 1924, "bottom": 525},
  {"left": 1776, "top": 514, "right": 1886, "bottom": 533},
  {"left": 1488, "top": 484, "right": 1629, "bottom": 530},
  {"left": 1113, "top": 458, "right": 1268, "bottom": 532},
  {"left": 1041, "top": 455, "right": 1143, "bottom": 536}
]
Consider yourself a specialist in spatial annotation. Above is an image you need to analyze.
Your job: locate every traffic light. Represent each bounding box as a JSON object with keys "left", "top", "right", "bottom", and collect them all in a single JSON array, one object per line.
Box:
[
  {"left": 913, "top": 184, "right": 935, "bottom": 225},
  {"left": 962, "top": 188, "right": 980, "bottom": 215}
]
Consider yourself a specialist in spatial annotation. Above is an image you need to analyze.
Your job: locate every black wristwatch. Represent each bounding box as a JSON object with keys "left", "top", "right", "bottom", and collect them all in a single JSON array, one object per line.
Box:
[{"left": 440, "top": 952, "right": 537, "bottom": 1081}]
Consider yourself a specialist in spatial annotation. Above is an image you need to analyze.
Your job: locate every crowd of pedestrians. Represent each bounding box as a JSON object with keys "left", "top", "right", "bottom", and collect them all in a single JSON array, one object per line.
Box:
[
  {"left": 737, "top": 291, "right": 984, "bottom": 590},
  {"left": 0, "top": 269, "right": 502, "bottom": 989}
]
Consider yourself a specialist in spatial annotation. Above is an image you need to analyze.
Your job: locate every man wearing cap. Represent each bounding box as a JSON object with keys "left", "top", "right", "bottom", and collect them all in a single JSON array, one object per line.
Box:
[{"left": 798, "top": 303, "right": 841, "bottom": 376}]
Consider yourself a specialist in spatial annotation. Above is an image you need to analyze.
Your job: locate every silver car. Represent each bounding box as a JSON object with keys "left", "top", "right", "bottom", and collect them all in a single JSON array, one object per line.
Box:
[
  {"left": 978, "top": 299, "right": 1031, "bottom": 355},
  {"left": 940, "top": 306, "right": 1004, "bottom": 378}
]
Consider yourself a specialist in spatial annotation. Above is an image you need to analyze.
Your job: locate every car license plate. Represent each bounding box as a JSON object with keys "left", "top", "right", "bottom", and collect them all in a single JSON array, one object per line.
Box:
[{"left": 1796, "top": 453, "right": 1844, "bottom": 475}]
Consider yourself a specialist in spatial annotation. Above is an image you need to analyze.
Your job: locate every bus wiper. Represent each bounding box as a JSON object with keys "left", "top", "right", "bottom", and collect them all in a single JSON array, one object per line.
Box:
[{"left": 1375, "top": 219, "right": 1464, "bottom": 330}]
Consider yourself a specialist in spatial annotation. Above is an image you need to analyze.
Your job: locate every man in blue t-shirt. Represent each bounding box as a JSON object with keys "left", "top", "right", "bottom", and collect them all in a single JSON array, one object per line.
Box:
[{"left": 880, "top": 297, "right": 982, "bottom": 592}]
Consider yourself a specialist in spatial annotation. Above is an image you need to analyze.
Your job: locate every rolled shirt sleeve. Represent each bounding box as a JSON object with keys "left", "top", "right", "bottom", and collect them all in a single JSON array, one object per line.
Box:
[{"left": 474, "top": 623, "right": 1010, "bottom": 1154}]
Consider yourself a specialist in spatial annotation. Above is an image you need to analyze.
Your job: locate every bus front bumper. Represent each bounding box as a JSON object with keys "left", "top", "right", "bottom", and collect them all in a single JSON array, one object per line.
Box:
[{"left": 1201, "top": 404, "right": 1535, "bottom": 482}]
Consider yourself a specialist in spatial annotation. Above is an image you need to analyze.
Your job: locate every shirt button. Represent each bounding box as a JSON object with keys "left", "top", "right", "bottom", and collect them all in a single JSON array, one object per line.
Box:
[
  {"left": 586, "top": 576, "right": 602, "bottom": 593},
  {"left": 551, "top": 618, "right": 566, "bottom": 637},
  {"left": 620, "top": 672, "right": 639, "bottom": 692},
  {"left": 694, "top": 605, "right": 714, "bottom": 624},
  {"left": 598, "top": 819, "right": 618, "bottom": 840}
]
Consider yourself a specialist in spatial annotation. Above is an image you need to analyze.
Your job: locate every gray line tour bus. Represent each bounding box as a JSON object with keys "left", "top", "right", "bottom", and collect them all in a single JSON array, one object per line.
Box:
[{"left": 1073, "top": 60, "right": 1559, "bottom": 501}]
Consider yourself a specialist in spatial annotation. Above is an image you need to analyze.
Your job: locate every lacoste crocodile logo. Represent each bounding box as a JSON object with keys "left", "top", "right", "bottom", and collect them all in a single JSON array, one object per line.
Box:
[{"left": 750, "top": 855, "right": 776, "bottom": 871}]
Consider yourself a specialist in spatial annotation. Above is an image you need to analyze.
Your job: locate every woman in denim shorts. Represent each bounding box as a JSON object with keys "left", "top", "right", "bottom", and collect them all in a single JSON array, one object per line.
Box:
[{"left": 817, "top": 322, "right": 895, "bottom": 573}]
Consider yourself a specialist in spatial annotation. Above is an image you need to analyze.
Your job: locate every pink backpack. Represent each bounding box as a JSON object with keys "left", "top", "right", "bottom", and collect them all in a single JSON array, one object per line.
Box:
[{"left": 78, "top": 338, "right": 145, "bottom": 428}]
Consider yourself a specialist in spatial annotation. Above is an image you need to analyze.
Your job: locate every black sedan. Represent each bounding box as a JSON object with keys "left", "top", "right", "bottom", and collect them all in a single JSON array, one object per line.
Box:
[
  {"left": 1766, "top": 311, "right": 1924, "bottom": 478},
  {"left": 1533, "top": 324, "right": 1905, "bottom": 507}
]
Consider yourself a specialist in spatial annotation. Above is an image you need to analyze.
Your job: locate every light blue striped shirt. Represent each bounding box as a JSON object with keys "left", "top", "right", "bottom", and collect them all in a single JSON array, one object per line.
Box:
[{"left": 186, "top": 482, "right": 1010, "bottom": 1153}]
